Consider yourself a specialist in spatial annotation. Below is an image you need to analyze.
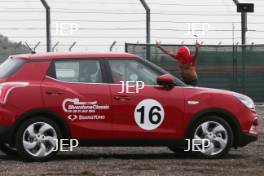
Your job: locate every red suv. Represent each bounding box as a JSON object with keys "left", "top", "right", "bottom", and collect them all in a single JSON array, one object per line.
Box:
[{"left": 0, "top": 53, "right": 259, "bottom": 161}]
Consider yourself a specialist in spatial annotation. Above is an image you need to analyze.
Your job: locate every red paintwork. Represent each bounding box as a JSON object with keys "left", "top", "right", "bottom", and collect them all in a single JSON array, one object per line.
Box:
[{"left": 0, "top": 53, "right": 259, "bottom": 142}]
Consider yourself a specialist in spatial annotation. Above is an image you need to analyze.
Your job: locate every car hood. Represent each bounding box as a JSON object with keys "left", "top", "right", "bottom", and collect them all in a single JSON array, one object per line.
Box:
[
  {"left": 188, "top": 86, "right": 237, "bottom": 96},
  {"left": 182, "top": 86, "right": 244, "bottom": 101}
]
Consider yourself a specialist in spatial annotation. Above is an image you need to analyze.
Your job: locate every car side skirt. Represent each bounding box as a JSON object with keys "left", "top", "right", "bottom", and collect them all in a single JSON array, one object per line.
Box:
[{"left": 78, "top": 139, "right": 186, "bottom": 147}]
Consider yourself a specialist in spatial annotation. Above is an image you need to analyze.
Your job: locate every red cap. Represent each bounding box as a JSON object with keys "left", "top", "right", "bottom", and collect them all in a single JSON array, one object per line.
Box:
[{"left": 176, "top": 46, "right": 193, "bottom": 64}]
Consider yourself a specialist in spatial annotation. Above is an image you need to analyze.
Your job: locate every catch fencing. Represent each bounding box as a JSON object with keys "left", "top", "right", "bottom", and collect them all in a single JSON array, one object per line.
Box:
[{"left": 125, "top": 43, "right": 264, "bottom": 102}]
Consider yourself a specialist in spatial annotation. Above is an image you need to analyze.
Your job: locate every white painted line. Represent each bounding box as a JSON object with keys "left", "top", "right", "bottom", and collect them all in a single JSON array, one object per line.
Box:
[{"left": 255, "top": 103, "right": 264, "bottom": 107}]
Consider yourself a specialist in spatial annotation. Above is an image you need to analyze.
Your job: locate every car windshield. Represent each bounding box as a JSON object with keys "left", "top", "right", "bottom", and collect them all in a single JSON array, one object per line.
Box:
[{"left": 0, "top": 57, "right": 26, "bottom": 79}]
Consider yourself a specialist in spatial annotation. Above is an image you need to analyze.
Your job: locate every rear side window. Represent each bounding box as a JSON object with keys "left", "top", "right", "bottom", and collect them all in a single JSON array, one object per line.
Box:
[
  {"left": 0, "top": 57, "right": 25, "bottom": 78},
  {"left": 50, "top": 59, "right": 103, "bottom": 83}
]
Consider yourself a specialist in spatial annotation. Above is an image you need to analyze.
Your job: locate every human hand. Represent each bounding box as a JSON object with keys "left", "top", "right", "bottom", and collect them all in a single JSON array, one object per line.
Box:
[{"left": 155, "top": 41, "right": 161, "bottom": 48}]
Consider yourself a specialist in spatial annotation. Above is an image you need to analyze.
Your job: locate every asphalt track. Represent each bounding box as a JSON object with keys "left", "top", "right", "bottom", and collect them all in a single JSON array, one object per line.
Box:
[{"left": 0, "top": 107, "right": 263, "bottom": 176}]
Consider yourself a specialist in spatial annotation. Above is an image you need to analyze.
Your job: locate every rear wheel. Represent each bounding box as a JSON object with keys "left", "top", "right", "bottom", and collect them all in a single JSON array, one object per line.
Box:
[
  {"left": 16, "top": 117, "right": 61, "bottom": 161},
  {"left": 189, "top": 116, "right": 233, "bottom": 158}
]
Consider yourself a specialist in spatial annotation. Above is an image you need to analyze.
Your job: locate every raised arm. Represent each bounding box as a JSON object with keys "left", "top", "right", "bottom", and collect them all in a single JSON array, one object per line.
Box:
[
  {"left": 192, "top": 40, "right": 200, "bottom": 59},
  {"left": 156, "top": 41, "right": 176, "bottom": 59}
]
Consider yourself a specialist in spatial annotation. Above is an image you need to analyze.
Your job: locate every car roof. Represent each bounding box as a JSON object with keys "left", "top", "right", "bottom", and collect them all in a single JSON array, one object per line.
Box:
[{"left": 11, "top": 52, "right": 139, "bottom": 61}]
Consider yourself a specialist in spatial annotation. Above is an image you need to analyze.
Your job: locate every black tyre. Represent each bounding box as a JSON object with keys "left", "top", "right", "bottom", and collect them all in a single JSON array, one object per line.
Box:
[
  {"left": 16, "top": 117, "right": 61, "bottom": 161},
  {"left": 188, "top": 116, "right": 233, "bottom": 159},
  {"left": 0, "top": 143, "right": 17, "bottom": 156}
]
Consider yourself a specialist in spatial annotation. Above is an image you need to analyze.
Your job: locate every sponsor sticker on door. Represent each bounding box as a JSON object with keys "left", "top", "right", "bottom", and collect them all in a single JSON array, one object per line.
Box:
[{"left": 62, "top": 98, "right": 110, "bottom": 121}]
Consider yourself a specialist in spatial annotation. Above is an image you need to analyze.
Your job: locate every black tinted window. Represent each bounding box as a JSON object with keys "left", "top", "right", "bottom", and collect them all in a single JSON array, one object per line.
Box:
[{"left": 0, "top": 57, "right": 25, "bottom": 78}]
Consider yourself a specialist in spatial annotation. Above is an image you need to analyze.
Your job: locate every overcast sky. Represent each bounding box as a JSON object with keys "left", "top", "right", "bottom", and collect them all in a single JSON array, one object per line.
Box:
[{"left": 0, "top": 0, "right": 263, "bottom": 52}]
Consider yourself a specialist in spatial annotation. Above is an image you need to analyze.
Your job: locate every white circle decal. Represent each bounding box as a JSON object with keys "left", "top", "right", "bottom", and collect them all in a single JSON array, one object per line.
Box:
[{"left": 134, "top": 99, "right": 165, "bottom": 130}]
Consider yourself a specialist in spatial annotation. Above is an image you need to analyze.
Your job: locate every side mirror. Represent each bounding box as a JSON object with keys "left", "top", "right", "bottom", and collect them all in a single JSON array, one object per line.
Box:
[{"left": 157, "top": 74, "right": 176, "bottom": 87}]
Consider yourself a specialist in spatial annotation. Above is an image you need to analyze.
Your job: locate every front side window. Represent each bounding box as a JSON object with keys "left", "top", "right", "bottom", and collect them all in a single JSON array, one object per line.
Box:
[
  {"left": 109, "top": 59, "right": 161, "bottom": 85},
  {"left": 52, "top": 59, "right": 103, "bottom": 83}
]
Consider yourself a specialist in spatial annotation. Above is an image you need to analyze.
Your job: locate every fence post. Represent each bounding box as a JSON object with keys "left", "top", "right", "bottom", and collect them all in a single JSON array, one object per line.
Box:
[
  {"left": 125, "top": 43, "right": 128, "bottom": 52},
  {"left": 232, "top": 0, "right": 254, "bottom": 94},
  {"left": 241, "top": 12, "right": 247, "bottom": 93},
  {"left": 40, "top": 0, "right": 51, "bottom": 52},
  {"left": 139, "top": 0, "right": 151, "bottom": 60}
]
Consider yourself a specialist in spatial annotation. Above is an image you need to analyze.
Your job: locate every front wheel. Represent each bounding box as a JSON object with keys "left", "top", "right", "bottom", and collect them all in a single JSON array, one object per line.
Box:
[
  {"left": 189, "top": 116, "right": 233, "bottom": 159},
  {"left": 16, "top": 117, "right": 61, "bottom": 161}
]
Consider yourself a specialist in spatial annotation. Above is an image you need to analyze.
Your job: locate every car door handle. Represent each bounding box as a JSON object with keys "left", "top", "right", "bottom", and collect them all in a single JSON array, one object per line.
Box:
[
  {"left": 46, "top": 90, "right": 64, "bottom": 95},
  {"left": 114, "top": 95, "right": 131, "bottom": 101}
]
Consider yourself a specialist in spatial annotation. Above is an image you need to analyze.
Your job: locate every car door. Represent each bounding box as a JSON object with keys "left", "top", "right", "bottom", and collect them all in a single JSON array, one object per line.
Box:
[
  {"left": 41, "top": 58, "right": 113, "bottom": 139},
  {"left": 107, "top": 58, "right": 185, "bottom": 140}
]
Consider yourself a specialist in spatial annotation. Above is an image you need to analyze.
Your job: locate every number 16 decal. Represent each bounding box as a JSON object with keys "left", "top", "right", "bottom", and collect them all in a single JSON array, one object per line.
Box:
[{"left": 134, "top": 99, "right": 165, "bottom": 130}]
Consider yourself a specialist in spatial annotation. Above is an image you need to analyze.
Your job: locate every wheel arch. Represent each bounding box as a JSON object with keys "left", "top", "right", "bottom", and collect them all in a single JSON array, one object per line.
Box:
[
  {"left": 8, "top": 108, "right": 71, "bottom": 146},
  {"left": 185, "top": 108, "right": 241, "bottom": 148}
]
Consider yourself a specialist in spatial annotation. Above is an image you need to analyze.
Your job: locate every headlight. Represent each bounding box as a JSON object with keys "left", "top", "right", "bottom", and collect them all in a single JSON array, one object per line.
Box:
[{"left": 235, "top": 93, "right": 255, "bottom": 109}]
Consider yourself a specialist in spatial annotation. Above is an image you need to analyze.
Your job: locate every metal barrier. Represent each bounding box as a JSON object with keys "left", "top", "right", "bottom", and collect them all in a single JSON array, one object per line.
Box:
[{"left": 125, "top": 43, "right": 264, "bottom": 102}]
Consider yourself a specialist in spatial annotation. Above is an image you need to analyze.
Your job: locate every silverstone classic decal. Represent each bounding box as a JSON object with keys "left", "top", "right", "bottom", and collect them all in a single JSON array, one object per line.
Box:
[{"left": 62, "top": 98, "right": 110, "bottom": 121}]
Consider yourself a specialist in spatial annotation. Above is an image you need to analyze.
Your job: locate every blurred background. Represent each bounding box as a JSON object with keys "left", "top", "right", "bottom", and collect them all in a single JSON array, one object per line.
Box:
[{"left": 0, "top": 0, "right": 262, "bottom": 52}]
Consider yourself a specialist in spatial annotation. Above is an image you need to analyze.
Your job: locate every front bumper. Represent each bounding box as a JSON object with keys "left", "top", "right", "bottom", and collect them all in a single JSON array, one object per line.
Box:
[
  {"left": 238, "top": 132, "right": 258, "bottom": 147},
  {"left": 236, "top": 108, "right": 259, "bottom": 147}
]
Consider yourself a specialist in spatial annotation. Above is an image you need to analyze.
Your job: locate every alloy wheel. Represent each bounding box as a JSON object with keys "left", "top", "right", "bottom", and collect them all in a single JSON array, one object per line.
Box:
[
  {"left": 194, "top": 121, "right": 228, "bottom": 156},
  {"left": 22, "top": 122, "right": 58, "bottom": 157}
]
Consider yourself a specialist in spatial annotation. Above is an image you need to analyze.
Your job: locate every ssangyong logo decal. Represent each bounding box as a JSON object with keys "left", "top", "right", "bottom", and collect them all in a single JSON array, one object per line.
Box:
[
  {"left": 67, "top": 114, "right": 78, "bottom": 121},
  {"left": 62, "top": 98, "right": 110, "bottom": 121}
]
